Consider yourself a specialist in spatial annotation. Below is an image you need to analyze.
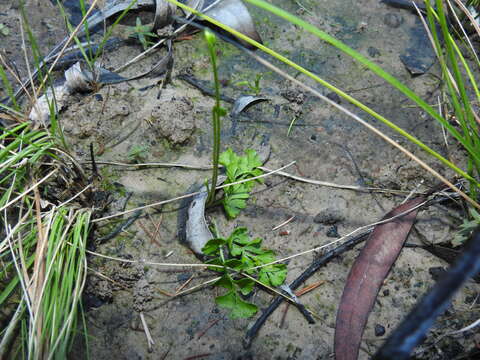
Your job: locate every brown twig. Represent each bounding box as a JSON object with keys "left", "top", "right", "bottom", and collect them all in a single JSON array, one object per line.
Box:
[
  {"left": 196, "top": 318, "right": 221, "bottom": 339},
  {"left": 295, "top": 280, "right": 327, "bottom": 297},
  {"left": 184, "top": 354, "right": 212, "bottom": 360},
  {"left": 279, "top": 281, "right": 326, "bottom": 329},
  {"left": 138, "top": 219, "right": 162, "bottom": 247},
  {"left": 175, "top": 274, "right": 194, "bottom": 295}
]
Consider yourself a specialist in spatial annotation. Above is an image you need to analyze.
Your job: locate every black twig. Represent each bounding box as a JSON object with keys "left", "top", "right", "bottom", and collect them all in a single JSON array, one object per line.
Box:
[
  {"left": 177, "top": 74, "right": 235, "bottom": 104},
  {"left": 89, "top": 142, "right": 100, "bottom": 180},
  {"left": 96, "top": 209, "right": 142, "bottom": 243},
  {"left": 373, "top": 228, "right": 480, "bottom": 360},
  {"left": 243, "top": 229, "right": 372, "bottom": 348}
]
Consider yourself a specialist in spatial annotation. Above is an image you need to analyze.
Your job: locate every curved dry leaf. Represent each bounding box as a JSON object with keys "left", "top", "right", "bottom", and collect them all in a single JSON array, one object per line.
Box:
[
  {"left": 334, "top": 196, "right": 425, "bottom": 360},
  {"left": 203, "top": 0, "right": 262, "bottom": 46},
  {"left": 231, "top": 95, "right": 269, "bottom": 116},
  {"left": 185, "top": 175, "right": 226, "bottom": 256},
  {"left": 29, "top": 61, "right": 127, "bottom": 125}
]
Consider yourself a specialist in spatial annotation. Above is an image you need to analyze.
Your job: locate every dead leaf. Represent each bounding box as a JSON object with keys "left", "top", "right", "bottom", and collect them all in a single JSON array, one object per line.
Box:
[{"left": 334, "top": 196, "right": 425, "bottom": 360}]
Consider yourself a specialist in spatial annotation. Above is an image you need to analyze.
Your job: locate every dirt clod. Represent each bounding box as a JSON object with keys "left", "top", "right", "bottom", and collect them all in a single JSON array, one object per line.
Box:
[{"left": 151, "top": 95, "right": 196, "bottom": 145}]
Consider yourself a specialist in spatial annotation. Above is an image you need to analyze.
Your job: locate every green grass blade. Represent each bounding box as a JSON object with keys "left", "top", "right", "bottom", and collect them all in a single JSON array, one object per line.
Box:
[
  {"left": 0, "top": 63, "right": 19, "bottom": 110},
  {"left": 165, "top": 0, "right": 479, "bottom": 185},
  {"left": 243, "top": 0, "right": 480, "bottom": 165}
]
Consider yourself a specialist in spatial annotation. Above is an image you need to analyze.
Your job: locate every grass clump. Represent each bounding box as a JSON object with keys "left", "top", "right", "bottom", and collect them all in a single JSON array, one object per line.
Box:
[{"left": 0, "top": 121, "right": 92, "bottom": 358}]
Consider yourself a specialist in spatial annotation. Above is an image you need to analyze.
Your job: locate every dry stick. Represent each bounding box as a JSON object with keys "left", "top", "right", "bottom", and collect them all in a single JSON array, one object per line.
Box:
[
  {"left": 259, "top": 166, "right": 413, "bottom": 195},
  {"left": 83, "top": 246, "right": 222, "bottom": 270},
  {"left": 373, "top": 229, "right": 480, "bottom": 360},
  {"left": 114, "top": 0, "right": 223, "bottom": 72},
  {"left": 156, "top": 287, "right": 174, "bottom": 297},
  {"left": 92, "top": 162, "right": 295, "bottom": 222},
  {"left": 172, "top": 276, "right": 221, "bottom": 297},
  {"left": 53, "top": 148, "right": 88, "bottom": 181},
  {"left": 450, "top": 0, "right": 480, "bottom": 64},
  {"left": 0, "top": 169, "right": 57, "bottom": 213},
  {"left": 57, "top": 184, "right": 93, "bottom": 208},
  {"left": 86, "top": 266, "right": 130, "bottom": 290},
  {"left": 175, "top": 274, "right": 194, "bottom": 295},
  {"left": 140, "top": 312, "right": 155, "bottom": 351},
  {"left": 96, "top": 209, "right": 142, "bottom": 243},
  {"left": 248, "top": 197, "right": 430, "bottom": 271},
  {"left": 272, "top": 216, "right": 295, "bottom": 231},
  {"left": 84, "top": 160, "right": 414, "bottom": 195},
  {"left": 138, "top": 219, "right": 162, "bottom": 247},
  {"left": 279, "top": 303, "right": 289, "bottom": 329},
  {"left": 243, "top": 228, "right": 372, "bottom": 348},
  {"left": 196, "top": 318, "right": 221, "bottom": 340},
  {"left": 0, "top": 52, "right": 35, "bottom": 112},
  {"left": 150, "top": 214, "right": 163, "bottom": 243},
  {"left": 240, "top": 272, "right": 316, "bottom": 322},
  {"left": 82, "top": 160, "right": 213, "bottom": 170},
  {"left": 279, "top": 280, "right": 326, "bottom": 328},
  {"left": 31, "top": 187, "right": 46, "bottom": 359}
]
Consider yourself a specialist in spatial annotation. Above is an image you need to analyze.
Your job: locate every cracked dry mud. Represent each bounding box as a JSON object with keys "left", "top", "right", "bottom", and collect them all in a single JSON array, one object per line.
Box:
[{"left": 2, "top": 0, "right": 479, "bottom": 359}]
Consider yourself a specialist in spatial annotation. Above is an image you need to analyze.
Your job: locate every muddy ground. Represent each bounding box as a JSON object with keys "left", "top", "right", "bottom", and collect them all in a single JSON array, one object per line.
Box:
[{"left": 1, "top": 0, "right": 480, "bottom": 359}]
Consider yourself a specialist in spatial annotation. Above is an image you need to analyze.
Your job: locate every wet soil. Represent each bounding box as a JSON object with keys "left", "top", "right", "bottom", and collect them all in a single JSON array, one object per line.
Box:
[{"left": 2, "top": 0, "right": 480, "bottom": 359}]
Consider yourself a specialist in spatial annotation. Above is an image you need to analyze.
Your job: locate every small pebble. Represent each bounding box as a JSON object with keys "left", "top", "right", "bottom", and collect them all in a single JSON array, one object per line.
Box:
[
  {"left": 375, "top": 324, "right": 386, "bottom": 337},
  {"left": 384, "top": 13, "right": 404, "bottom": 28},
  {"left": 314, "top": 209, "right": 344, "bottom": 225},
  {"left": 368, "top": 46, "right": 381, "bottom": 57},
  {"left": 326, "top": 225, "right": 339, "bottom": 238},
  {"left": 326, "top": 92, "right": 341, "bottom": 104},
  {"left": 177, "top": 273, "right": 192, "bottom": 282},
  {"left": 428, "top": 266, "right": 446, "bottom": 281}
]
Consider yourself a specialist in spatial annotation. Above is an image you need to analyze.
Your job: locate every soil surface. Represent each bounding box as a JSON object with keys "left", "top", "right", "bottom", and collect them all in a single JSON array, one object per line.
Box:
[{"left": 2, "top": 0, "right": 479, "bottom": 359}]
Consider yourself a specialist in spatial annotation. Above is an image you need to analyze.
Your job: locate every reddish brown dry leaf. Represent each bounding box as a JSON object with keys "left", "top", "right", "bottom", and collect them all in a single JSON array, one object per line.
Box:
[{"left": 334, "top": 196, "right": 425, "bottom": 360}]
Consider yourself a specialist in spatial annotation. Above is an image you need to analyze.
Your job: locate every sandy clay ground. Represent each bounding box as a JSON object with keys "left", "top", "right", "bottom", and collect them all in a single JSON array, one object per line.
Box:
[{"left": 2, "top": 0, "right": 480, "bottom": 359}]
